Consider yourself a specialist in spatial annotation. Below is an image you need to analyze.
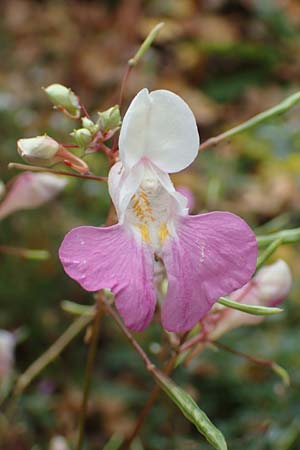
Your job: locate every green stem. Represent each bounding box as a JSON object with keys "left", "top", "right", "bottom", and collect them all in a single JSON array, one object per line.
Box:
[
  {"left": 77, "top": 297, "right": 103, "bottom": 450},
  {"left": 199, "top": 91, "right": 300, "bottom": 151},
  {"left": 0, "top": 246, "right": 49, "bottom": 260},
  {"left": 257, "top": 227, "right": 300, "bottom": 247},
  {"left": 128, "top": 23, "right": 164, "bottom": 66},
  {"left": 14, "top": 314, "right": 92, "bottom": 396},
  {"left": 256, "top": 238, "right": 282, "bottom": 271}
]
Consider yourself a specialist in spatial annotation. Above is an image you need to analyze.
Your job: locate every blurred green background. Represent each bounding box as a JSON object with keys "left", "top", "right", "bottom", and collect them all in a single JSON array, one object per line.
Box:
[{"left": 0, "top": 0, "right": 300, "bottom": 449}]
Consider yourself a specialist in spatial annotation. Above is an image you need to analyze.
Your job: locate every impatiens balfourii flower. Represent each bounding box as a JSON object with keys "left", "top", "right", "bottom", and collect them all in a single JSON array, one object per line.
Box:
[{"left": 59, "top": 89, "right": 258, "bottom": 333}]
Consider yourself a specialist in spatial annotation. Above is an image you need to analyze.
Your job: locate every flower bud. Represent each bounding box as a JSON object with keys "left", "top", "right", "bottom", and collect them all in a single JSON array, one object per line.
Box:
[
  {"left": 255, "top": 259, "right": 292, "bottom": 306},
  {"left": 81, "top": 117, "right": 99, "bottom": 134},
  {"left": 0, "top": 330, "right": 15, "bottom": 380},
  {"left": 17, "top": 135, "right": 60, "bottom": 166},
  {"left": 204, "top": 259, "right": 292, "bottom": 341},
  {"left": 98, "top": 105, "right": 121, "bottom": 133},
  {"left": 71, "top": 128, "right": 92, "bottom": 148},
  {"left": 44, "top": 84, "right": 81, "bottom": 118}
]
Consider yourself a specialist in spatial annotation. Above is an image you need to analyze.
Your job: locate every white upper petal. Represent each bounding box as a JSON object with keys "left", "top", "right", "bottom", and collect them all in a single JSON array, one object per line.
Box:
[{"left": 119, "top": 88, "right": 200, "bottom": 173}]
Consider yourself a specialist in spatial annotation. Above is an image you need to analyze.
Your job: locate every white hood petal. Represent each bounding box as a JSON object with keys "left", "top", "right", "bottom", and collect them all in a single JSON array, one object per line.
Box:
[{"left": 119, "top": 89, "right": 200, "bottom": 173}]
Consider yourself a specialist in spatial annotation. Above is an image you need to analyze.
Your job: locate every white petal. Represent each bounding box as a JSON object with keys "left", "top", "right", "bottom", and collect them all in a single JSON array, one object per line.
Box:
[
  {"left": 108, "top": 161, "right": 124, "bottom": 213},
  {"left": 108, "top": 162, "right": 145, "bottom": 223},
  {"left": 119, "top": 89, "right": 150, "bottom": 170},
  {"left": 150, "top": 164, "right": 188, "bottom": 216},
  {"left": 119, "top": 89, "right": 200, "bottom": 173}
]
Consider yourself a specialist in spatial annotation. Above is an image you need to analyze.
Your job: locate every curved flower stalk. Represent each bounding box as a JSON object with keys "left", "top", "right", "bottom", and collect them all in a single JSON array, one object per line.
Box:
[
  {"left": 204, "top": 259, "right": 292, "bottom": 341},
  {"left": 59, "top": 89, "right": 257, "bottom": 333}
]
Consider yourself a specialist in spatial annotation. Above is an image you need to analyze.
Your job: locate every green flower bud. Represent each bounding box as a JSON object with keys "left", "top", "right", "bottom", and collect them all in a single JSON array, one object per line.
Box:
[
  {"left": 17, "top": 135, "right": 60, "bottom": 166},
  {"left": 43, "top": 84, "right": 81, "bottom": 118},
  {"left": 71, "top": 128, "right": 93, "bottom": 148},
  {"left": 81, "top": 117, "right": 99, "bottom": 134},
  {"left": 98, "top": 105, "right": 121, "bottom": 133}
]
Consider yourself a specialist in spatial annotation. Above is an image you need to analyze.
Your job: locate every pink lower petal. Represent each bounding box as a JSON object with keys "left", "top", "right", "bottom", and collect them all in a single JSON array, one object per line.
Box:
[
  {"left": 161, "top": 212, "right": 258, "bottom": 332},
  {"left": 59, "top": 224, "right": 156, "bottom": 331}
]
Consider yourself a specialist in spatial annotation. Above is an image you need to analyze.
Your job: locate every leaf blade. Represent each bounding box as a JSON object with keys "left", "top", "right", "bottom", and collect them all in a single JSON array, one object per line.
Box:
[
  {"left": 218, "top": 296, "right": 283, "bottom": 316},
  {"left": 153, "top": 370, "right": 227, "bottom": 450}
]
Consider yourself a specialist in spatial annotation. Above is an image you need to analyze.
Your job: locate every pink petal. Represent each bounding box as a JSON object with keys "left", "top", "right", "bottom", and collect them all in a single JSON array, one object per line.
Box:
[
  {"left": 0, "top": 173, "right": 67, "bottom": 221},
  {"left": 59, "top": 224, "right": 156, "bottom": 331},
  {"left": 161, "top": 212, "right": 258, "bottom": 332}
]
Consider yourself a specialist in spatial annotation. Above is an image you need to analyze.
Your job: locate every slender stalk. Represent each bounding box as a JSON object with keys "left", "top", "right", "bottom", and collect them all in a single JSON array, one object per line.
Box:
[
  {"left": 0, "top": 245, "right": 49, "bottom": 260},
  {"left": 257, "top": 227, "right": 300, "bottom": 247},
  {"left": 199, "top": 91, "right": 300, "bottom": 152},
  {"left": 179, "top": 334, "right": 205, "bottom": 354},
  {"left": 8, "top": 162, "right": 107, "bottom": 183},
  {"left": 123, "top": 355, "right": 177, "bottom": 450},
  {"left": 14, "top": 314, "right": 92, "bottom": 396},
  {"left": 128, "top": 23, "right": 164, "bottom": 67},
  {"left": 256, "top": 238, "right": 282, "bottom": 271},
  {"left": 212, "top": 341, "right": 289, "bottom": 386},
  {"left": 77, "top": 295, "right": 104, "bottom": 450},
  {"left": 104, "top": 301, "right": 153, "bottom": 371}
]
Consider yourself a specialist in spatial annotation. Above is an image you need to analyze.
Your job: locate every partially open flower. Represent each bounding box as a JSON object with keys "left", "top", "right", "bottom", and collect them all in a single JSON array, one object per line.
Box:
[
  {"left": 0, "top": 172, "right": 67, "bottom": 221},
  {"left": 0, "top": 330, "right": 15, "bottom": 381},
  {"left": 17, "top": 135, "right": 60, "bottom": 166},
  {"left": 44, "top": 84, "right": 81, "bottom": 119},
  {"left": 60, "top": 88, "right": 257, "bottom": 333},
  {"left": 206, "top": 259, "right": 292, "bottom": 340}
]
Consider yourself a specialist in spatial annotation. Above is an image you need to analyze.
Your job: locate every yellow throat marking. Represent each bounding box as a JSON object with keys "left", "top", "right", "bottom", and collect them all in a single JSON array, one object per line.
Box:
[
  {"left": 132, "top": 191, "right": 155, "bottom": 222},
  {"left": 132, "top": 190, "right": 170, "bottom": 245},
  {"left": 138, "top": 224, "right": 150, "bottom": 243},
  {"left": 158, "top": 222, "right": 170, "bottom": 244}
]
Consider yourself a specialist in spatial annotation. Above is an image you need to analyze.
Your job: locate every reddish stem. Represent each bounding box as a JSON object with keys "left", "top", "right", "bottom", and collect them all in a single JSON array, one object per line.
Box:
[{"left": 8, "top": 163, "right": 107, "bottom": 183}]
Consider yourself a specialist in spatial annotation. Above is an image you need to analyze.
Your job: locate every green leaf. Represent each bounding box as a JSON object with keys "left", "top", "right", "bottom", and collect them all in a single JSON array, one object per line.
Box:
[
  {"left": 61, "top": 300, "right": 95, "bottom": 316},
  {"left": 218, "top": 297, "right": 282, "bottom": 315},
  {"left": 153, "top": 371, "right": 227, "bottom": 450}
]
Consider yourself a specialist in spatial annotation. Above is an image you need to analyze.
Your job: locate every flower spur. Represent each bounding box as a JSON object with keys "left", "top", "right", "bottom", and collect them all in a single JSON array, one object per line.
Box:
[{"left": 59, "top": 89, "right": 257, "bottom": 332}]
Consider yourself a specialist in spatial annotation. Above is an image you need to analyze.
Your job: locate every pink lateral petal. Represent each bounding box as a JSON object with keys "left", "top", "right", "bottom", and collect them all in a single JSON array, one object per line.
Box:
[
  {"left": 59, "top": 224, "right": 156, "bottom": 331},
  {"left": 161, "top": 212, "right": 258, "bottom": 332}
]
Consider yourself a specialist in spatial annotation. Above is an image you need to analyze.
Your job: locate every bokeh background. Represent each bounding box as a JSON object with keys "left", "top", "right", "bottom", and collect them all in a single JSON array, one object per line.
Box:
[{"left": 0, "top": 1, "right": 300, "bottom": 449}]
